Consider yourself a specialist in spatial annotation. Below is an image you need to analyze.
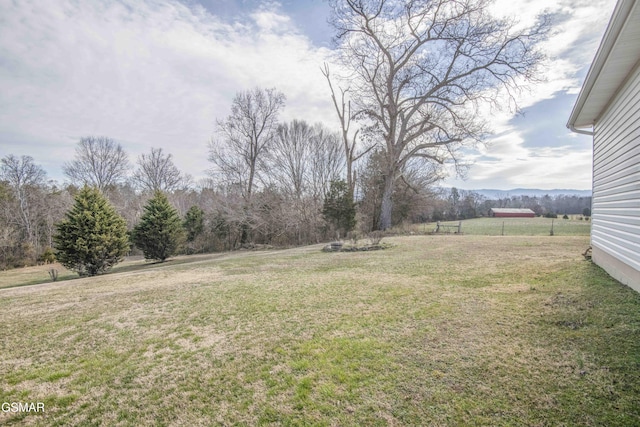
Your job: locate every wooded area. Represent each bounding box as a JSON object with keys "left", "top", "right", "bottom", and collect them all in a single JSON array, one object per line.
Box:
[
  {"left": 0, "top": 0, "right": 572, "bottom": 270},
  {"left": 0, "top": 145, "right": 590, "bottom": 270}
]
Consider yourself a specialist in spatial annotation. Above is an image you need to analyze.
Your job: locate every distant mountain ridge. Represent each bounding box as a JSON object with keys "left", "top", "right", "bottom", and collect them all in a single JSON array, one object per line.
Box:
[{"left": 463, "top": 188, "right": 592, "bottom": 199}]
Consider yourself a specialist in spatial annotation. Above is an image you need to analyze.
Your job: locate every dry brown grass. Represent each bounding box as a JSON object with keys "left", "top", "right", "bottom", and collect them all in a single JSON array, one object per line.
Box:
[{"left": 1, "top": 235, "right": 639, "bottom": 426}]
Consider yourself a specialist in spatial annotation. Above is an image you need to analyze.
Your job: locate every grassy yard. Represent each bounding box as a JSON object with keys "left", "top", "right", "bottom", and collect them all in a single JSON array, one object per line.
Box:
[
  {"left": 1, "top": 235, "right": 639, "bottom": 426},
  {"left": 415, "top": 216, "right": 591, "bottom": 236}
]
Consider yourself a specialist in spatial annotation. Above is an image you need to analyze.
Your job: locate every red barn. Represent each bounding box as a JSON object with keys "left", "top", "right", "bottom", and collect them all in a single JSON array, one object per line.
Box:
[{"left": 489, "top": 208, "right": 536, "bottom": 218}]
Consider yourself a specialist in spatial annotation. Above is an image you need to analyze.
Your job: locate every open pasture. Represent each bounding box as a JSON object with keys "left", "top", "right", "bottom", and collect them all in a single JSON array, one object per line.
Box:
[
  {"left": 422, "top": 216, "right": 591, "bottom": 236},
  {"left": 1, "top": 235, "right": 639, "bottom": 426}
]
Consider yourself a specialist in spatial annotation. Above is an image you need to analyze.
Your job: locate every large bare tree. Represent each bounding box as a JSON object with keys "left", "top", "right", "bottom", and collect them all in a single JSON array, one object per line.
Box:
[
  {"left": 132, "top": 147, "right": 184, "bottom": 192},
  {"left": 63, "top": 136, "right": 129, "bottom": 192},
  {"left": 328, "top": 0, "right": 549, "bottom": 229},
  {"left": 208, "top": 87, "right": 285, "bottom": 244}
]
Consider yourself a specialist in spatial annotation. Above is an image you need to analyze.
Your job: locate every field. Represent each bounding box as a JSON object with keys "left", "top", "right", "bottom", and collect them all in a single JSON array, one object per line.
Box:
[
  {"left": 2, "top": 234, "right": 640, "bottom": 426},
  {"left": 415, "top": 216, "right": 591, "bottom": 236}
]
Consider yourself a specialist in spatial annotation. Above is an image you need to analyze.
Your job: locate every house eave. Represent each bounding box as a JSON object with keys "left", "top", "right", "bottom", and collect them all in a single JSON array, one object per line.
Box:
[{"left": 567, "top": 0, "right": 640, "bottom": 131}]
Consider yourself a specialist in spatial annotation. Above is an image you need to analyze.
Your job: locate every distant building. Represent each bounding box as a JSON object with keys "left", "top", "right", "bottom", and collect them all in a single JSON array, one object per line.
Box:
[
  {"left": 489, "top": 208, "right": 536, "bottom": 218},
  {"left": 567, "top": 0, "right": 640, "bottom": 292}
]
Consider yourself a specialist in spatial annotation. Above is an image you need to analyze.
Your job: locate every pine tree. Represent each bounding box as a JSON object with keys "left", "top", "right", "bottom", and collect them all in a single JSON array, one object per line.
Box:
[
  {"left": 132, "top": 191, "right": 183, "bottom": 262},
  {"left": 183, "top": 206, "right": 204, "bottom": 242},
  {"left": 54, "top": 186, "right": 129, "bottom": 276},
  {"left": 322, "top": 180, "right": 356, "bottom": 239}
]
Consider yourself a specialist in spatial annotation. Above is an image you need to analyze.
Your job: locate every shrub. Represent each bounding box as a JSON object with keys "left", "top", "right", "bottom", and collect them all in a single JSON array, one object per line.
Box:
[
  {"left": 322, "top": 180, "right": 356, "bottom": 239},
  {"left": 38, "top": 247, "right": 56, "bottom": 264},
  {"left": 369, "top": 231, "right": 384, "bottom": 245},
  {"left": 183, "top": 206, "right": 204, "bottom": 243},
  {"left": 347, "top": 231, "right": 360, "bottom": 246}
]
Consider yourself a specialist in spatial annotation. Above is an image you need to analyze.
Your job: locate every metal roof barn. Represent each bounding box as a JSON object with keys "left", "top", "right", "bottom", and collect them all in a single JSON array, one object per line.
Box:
[{"left": 489, "top": 208, "right": 536, "bottom": 218}]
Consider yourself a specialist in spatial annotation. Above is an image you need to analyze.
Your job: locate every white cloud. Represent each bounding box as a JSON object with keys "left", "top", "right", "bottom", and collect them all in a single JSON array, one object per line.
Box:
[
  {"left": 443, "top": 0, "right": 612, "bottom": 190},
  {"left": 0, "top": 0, "right": 615, "bottom": 191},
  {"left": 251, "top": 7, "right": 293, "bottom": 33},
  {"left": 0, "top": 0, "right": 335, "bottom": 183},
  {"left": 485, "top": 0, "right": 614, "bottom": 112},
  {"left": 446, "top": 125, "right": 593, "bottom": 190}
]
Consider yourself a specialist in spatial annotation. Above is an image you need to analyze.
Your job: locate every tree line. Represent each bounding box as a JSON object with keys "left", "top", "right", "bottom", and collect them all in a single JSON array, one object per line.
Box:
[
  {"left": 430, "top": 188, "right": 592, "bottom": 222},
  {"left": 0, "top": 120, "right": 347, "bottom": 271},
  {"left": 0, "top": 139, "right": 590, "bottom": 272},
  {"left": 1, "top": 0, "right": 552, "bottom": 272}
]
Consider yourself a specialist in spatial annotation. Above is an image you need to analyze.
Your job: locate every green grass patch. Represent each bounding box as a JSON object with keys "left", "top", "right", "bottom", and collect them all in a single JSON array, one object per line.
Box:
[
  {"left": 1, "top": 235, "right": 639, "bottom": 425},
  {"left": 415, "top": 216, "right": 591, "bottom": 236}
]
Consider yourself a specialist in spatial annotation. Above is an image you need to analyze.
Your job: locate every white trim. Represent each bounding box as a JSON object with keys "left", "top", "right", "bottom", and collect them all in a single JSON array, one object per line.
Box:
[{"left": 567, "top": 0, "right": 638, "bottom": 130}]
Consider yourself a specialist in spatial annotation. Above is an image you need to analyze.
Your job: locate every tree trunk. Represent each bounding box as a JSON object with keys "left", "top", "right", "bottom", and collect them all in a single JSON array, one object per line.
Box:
[
  {"left": 240, "top": 222, "right": 249, "bottom": 245},
  {"left": 378, "top": 174, "right": 395, "bottom": 231},
  {"left": 239, "top": 204, "right": 250, "bottom": 246},
  {"left": 346, "top": 163, "right": 353, "bottom": 197}
]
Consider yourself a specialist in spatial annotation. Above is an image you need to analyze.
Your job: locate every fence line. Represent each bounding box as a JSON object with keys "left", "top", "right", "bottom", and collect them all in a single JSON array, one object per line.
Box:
[{"left": 424, "top": 218, "right": 591, "bottom": 236}]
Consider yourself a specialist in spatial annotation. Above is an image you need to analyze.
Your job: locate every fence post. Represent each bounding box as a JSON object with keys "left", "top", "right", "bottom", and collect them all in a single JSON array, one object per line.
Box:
[
  {"left": 550, "top": 219, "right": 554, "bottom": 236},
  {"left": 457, "top": 221, "right": 462, "bottom": 234},
  {"left": 501, "top": 221, "right": 505, "bottom": 236}
]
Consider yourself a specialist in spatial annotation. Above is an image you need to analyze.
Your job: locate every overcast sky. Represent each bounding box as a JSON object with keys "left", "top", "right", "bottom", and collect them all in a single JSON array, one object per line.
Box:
[{"left": 0, "top": 0, "right": 615, "bottom": 191}]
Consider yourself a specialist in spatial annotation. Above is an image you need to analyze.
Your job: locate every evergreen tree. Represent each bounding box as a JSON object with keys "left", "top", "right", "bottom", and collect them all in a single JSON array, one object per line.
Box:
[
  {"left": 54, "top": 186, "right": 129, "bottom": 276},
  {"left": 322, "top": 180, "right": 356, "bottom": 239},
  {"left": 132, "top": 191, "right": 183, "bottom": 262},
  {"left": 183, "top": 206, "right": 204, "bottom": 242}
]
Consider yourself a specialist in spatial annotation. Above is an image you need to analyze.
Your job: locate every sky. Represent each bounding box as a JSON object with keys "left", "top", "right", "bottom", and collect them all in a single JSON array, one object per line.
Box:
[{"left": 0, "top": 0, "right": 616, "bottom": 191}]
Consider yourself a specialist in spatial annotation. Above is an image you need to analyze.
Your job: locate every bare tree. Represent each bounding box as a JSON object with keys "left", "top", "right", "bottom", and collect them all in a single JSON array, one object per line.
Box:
[
  {"left": 0, "top": 154, "right": 47, "bottom": 246},
  {"left": 322, "top": 64, "right": 374, "bottom": 194},
  {"left": 209, "top": 88, "right": 285, "bottom": 202},
  {"left": 132, "top": 147, "right": 183, "bottom": 192},
  {"left": 328, "top": 0, "right": 549, "bottom": 230},
  {"left": 267, "top": 120, "right": 345, "bottom": 244},
  {"left": 270, "top": 120, "right": 315, "bottom": 199},
  {"left": 42, "top": 185, "right": 73, "bottom": 250},
  {"left": 63, "top": 136, "right": 129, "bottom": 191},
  {"left": 269, "top": 121, "right": 344, "bottom": 197},
  {"left": 104, "top": 182, "right": 145, "bottom": 229},
  {"left": 308, "top": 124, "right": 345, "bottom": 199},
  {"left": 208, "top": 87, "right": 286, "bottom": 244}
]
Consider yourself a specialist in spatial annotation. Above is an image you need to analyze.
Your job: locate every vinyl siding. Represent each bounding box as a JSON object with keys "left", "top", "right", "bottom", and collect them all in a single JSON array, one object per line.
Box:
[{"left": 592, "top": 63, "right": 640, "bottom": 283}]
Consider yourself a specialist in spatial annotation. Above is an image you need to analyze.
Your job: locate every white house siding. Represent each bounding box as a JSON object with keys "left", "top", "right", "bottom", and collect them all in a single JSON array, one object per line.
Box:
[{"left": 592, "top": 63, "right": 640, "bottom": 292}]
